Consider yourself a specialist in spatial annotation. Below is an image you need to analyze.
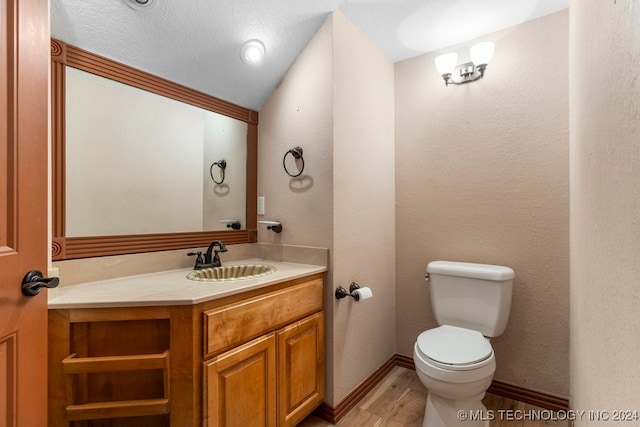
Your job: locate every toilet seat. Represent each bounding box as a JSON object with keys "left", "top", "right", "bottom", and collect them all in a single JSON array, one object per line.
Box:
[{"left": 416, "top": 325, "right": 493, "bottom": 371}]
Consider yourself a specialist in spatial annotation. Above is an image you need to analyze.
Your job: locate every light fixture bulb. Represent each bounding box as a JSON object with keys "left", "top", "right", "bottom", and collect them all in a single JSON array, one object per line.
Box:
[
  {"left": 241, "top": 40, "right": 266, "bottom": 64},
  {"left": 470, "top": 42, "right": 495, "bottom": 66},
  {"left": 434, "top": 53, "right": 457, "bottom": 76}
]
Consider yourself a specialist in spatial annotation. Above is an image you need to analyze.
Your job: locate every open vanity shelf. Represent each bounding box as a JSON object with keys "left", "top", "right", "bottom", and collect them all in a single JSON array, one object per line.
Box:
[{"left": 63, "top": 350, "right": 171, "bottom": 421}]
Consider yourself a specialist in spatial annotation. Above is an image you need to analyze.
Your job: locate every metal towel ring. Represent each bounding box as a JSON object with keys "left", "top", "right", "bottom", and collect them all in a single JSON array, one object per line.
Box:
[
  {"left": 283, "top": 147, "right": 304, "bottom": 177},
  {"left": 210, "top": 160, "right": 227, "bottom": 184}
]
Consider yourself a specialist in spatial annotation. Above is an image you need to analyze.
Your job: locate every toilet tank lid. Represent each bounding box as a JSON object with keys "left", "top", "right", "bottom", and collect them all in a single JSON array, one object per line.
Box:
[{"left": 427, "top": 261, "right": 514, "bottom": 281}]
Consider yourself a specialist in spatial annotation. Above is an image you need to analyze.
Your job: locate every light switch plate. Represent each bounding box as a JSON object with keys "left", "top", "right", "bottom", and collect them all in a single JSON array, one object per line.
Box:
[{"left": 257, "top": 196, "right": 265, "bottom": 215}]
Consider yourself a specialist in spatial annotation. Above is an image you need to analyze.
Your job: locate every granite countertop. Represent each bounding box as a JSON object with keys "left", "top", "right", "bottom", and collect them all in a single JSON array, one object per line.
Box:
[{"left": 48, "top": 259, "right": 326, "bottom": 309}]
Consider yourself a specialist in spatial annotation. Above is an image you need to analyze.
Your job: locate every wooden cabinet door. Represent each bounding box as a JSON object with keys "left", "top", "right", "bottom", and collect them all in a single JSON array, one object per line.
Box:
[
  {"left": 204, "top": 333, "right": 276, "bottom": 427},
  {"left": 0, "top": 0, "right": 49, "bottom": 426},
  {"left": 277, "top": 313, "right": 324, "bottom": 427}
]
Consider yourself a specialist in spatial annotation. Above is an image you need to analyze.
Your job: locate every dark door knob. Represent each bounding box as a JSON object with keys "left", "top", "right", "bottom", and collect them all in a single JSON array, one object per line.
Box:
[{"left": 22, "top": 270, "right": 60, "bottom": 296}]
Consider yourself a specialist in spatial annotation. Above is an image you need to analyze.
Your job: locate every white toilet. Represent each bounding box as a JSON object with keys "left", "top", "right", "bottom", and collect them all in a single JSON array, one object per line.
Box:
[{"left": 414, "top": 261, "right": 514, "bottom": 427}]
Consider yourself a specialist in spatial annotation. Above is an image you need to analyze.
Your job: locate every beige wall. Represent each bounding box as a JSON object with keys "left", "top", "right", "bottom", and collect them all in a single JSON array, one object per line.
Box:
[
  {"left": 258, "top": 11, "right": 396, "bottom": 405},
  {"left": 331, "top": 12, "right": 396, "bottom": 402},
  {"left": 256, "top": 18, "right": 334, "bottom": 250},
  {"left": 395, "top": 11, "right": 569, "bottom": 397},
  {"left": 570, "top": 0, "right": 640, "bottom": 420}
]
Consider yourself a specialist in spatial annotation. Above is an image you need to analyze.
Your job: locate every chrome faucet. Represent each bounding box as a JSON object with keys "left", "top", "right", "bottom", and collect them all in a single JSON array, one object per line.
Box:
[{"left": 188, "top": 240, "right": 227, "bottom": 270}]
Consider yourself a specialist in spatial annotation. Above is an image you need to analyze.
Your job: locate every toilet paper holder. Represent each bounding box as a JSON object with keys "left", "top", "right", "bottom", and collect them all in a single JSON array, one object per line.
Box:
[{"left": 335, "top": 282, "right": 363, "bottom": 301}]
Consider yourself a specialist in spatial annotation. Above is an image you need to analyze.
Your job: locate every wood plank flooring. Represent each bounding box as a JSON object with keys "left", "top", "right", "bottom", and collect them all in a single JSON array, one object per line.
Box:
[{"left": 299, "top": 367, "right": 569, "bottom": 427}]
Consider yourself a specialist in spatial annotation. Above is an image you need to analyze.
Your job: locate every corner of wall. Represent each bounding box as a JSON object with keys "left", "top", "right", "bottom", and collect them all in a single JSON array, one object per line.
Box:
[{"left": 330, "top": 10, "right": 397, "bottom": 404}]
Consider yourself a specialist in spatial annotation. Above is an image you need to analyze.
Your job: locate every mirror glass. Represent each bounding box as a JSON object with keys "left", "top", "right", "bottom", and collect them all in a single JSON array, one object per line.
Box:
[
  {"left": 50, "top": 39, "right": 258, "bottom": 261},
  {"left": 64, "top": 67, "right": 247, "bottom": 237}
]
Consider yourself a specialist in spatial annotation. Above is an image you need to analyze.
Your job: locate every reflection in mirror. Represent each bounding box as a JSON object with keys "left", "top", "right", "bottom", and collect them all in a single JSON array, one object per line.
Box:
[
  {"left": 50, "top": 39, "right": 258, "bottom": 261},
  {"left": 65, "top": 67, "right": 247, "bottom": 237}
]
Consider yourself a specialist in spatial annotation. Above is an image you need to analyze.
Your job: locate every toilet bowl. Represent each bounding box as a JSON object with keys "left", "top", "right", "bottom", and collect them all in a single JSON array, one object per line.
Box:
[
  {"left": 414, "top": 325, "right": 496, "bottom": 427},
  {"left": 415, "top": 261, "right": 514, "bottom": 427}
]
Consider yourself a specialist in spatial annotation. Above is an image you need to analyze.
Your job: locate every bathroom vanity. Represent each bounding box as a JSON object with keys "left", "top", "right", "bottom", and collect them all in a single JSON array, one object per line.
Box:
[{"left": 47, "top": 261, "right": 326, "bottom": 427}]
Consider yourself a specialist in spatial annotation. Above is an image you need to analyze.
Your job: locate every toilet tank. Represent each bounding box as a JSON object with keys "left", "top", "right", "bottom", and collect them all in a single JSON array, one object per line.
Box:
[{"left": 427, "top": 261, "right": 514, "bottom": 337}]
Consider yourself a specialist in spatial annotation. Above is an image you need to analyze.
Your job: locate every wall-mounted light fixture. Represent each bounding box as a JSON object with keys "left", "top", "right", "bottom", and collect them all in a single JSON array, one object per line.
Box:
[
  {"left": 240, "top": 39, "right": 266, "bottom": 64},
  {"left": 434, "top": 42, "right": 495, "bottom": 86}
]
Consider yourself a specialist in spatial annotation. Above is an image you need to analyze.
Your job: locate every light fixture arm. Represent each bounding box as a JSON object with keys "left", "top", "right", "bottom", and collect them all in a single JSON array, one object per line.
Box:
[{"left": 441, "top": 62, "right": 488, "bottom": 86}]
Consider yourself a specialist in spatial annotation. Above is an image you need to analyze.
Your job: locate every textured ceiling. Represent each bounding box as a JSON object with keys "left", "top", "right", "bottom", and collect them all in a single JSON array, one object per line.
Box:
[{"left": 50, "top": 0, "right": 569, "bottom": 111}]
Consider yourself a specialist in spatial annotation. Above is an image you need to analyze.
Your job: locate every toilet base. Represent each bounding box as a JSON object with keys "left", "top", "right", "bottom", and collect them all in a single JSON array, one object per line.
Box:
[{"left": 422, "top": 391, "right": 490, "bottom": 427}]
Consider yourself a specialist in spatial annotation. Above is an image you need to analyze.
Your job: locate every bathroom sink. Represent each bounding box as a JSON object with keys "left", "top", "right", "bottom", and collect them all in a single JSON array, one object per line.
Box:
[{"left": 186, "top": 264, "right": 276, "bottom": 282}]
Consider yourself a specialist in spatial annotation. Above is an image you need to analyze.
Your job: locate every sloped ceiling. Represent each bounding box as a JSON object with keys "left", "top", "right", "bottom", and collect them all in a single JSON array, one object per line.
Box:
[{"left": 51, "top": 0, "right": 569, "bottom": 111}]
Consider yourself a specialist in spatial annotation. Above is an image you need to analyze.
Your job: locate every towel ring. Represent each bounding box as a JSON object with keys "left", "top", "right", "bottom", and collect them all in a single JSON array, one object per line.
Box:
[
  {"left": 210, "top": 160, "right": 227, "bottom": 184},
  {"left": 283, "top": 147, "right": 304, "bottom": 177}
]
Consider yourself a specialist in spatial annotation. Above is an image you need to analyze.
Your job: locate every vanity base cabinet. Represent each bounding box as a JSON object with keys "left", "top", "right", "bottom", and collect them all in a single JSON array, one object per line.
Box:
[
  {"left": 277, "top": 313, "right": 324, "bottom": 427},
  {"left": 202, "top": 276, "right": 325, "bottom": 427},
  {"left": 202, "top": 312, "right": 325, "bottom": 427},
  {"left": 48, "top": 273, "right": 324, "bottom": 427},
  {"left": 203, "top": 333, "right": 277, "bottom": 427}
]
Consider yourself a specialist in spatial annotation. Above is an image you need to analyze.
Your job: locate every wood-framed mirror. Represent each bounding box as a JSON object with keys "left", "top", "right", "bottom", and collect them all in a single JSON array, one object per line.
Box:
[{"left": 51, "top": 39, "right": 258, "bottom": 261}]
